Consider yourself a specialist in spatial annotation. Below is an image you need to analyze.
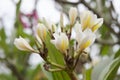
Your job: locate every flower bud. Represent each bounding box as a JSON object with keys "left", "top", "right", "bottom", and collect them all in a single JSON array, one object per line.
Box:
[
  {"left": 69, "top": 7, "right": 78, "bottom": 25},
  {"left": 36, "top": 23, "right": 47, "bottom": 41},
  {"left": 14, "top": 36, "right": 35, "bottom": 52},
  {"left": 51, "top": 33, "right": 69, "bottom": 53},
  {"left": 35, "top": 34, "right": 43, "bottom": 46}
]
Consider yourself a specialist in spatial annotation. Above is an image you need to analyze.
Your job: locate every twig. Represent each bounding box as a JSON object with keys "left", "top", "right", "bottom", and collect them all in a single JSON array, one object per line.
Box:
[
  {"left": 55, "top": 0, "right": 81, "bottom": 5},
  {"left": 55, "top": 0, "right": 118, "bottom": 36},
  {"left": 95, "top": 39, "right": 120, "bottom": 46},
  {"left": 0, "top": 58, "right": 24, "bottom": 80}
]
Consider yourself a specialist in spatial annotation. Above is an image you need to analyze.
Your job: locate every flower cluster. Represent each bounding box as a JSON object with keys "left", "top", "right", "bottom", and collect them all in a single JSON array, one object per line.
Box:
[{"left": 14, "top": 7, "right": 103, "bottom": 72}]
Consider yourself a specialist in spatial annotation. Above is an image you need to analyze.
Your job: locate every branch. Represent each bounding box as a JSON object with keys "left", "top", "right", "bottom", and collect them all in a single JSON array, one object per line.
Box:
[
  {"left": 6, "top": 62, "right": 25, "bottom": 80},
  {"left": 55, "top": 0, "right": 81, "bottom": 5},
  {"left": 0, "top": 58, "right": 24, "bottom": 80},
  {"left": 95, "top": 39, "right": 120, "bottom": 46}
]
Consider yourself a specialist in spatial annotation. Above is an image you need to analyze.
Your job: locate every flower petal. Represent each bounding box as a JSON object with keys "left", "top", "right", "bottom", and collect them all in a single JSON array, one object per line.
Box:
[
  {"left": 14, "top": 36, "right": 35, "bottom": 52},
  {"left": 69, "top": 7, "right": 78, "bottom": 25}
]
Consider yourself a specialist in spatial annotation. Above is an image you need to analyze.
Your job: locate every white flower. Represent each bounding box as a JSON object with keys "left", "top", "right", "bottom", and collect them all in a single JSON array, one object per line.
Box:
[
  {"left": 74, "top": 22, "right": 84, "bottom": 44},
  {"left": 51, "top": 24, "right": 57, "bottom": 33},
  {"left": 80, "top": 10, "right": 103, "bottom": 32},
  {"left": 75, "top": 28, "right": 96, "bottom": 51},
  {"left": 14, "top": 36, "right": 35, "bottom": 52},
  {"left": 36, "top": 23, "right": 47, "bottom": 41},
  {"left": 51, "top": 32, "right": 69, "bottom": 53},
  {"left": 44, "top": 19, "right": 57, "bottom": 33},
  {"left": 74, "top": 21, "right": 82, "bottom": 33},
  {"left": 35, "top": 33, "right": 43, "bottom": 45},
  {"left": 69, "top": 7, "right": 78, "bottom": 25}
]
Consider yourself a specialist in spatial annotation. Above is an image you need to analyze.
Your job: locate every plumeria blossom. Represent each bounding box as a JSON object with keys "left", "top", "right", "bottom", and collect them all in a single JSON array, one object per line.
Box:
[
  {"left": 14, "top": 7, "right": 103, "bottom": 76},
  {"left": 74, "top": 22, "right": 96, "bottom": 56},
  {"left": 78, "top": 29, "right": 96, "bottom": 51},
  {"left": 36, "top": 23, "right": 47, "bottom": 41},
  {"left": 51, "top": 32, "right": 69, "bottom": 54},
  {"left": 35, "top": 33, "right": 43, "bottom": 46},
  {"left": 44, "top": 19, "right": 57, "bottom": 33},
  {"left": 80, "top": 10, "right": 103, "bottom": 32},
  {"left": 14, "top": 36, "right": 35, "bottom": 52},
  {"left": 69, "top": 7, "right": 78, "bottom": 25}
]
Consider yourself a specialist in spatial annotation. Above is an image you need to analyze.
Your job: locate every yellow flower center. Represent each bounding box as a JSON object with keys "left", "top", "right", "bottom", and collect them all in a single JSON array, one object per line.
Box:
[
  {"left": 60, "top": 39, "right": 66, "bottom": 52},
  {"left": 82, "top": 14, "right": 91, "bottom": 31},
  {"left": 80, "top": 40, "right": 91, "bottom": 51}
]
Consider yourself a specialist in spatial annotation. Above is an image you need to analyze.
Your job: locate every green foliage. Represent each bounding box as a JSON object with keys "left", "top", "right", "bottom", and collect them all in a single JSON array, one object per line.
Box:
[
  {"left": 43, "top": 34, "right": 71, "bottom": 80},
  {"left": 0, "top": 0, "right": 120, "bottom": 80},
  {"left": 98, "top": 56, "right": 120, "bottom": 80},
  {"left": 0, "top": 74, "right": 16, "bottom": 80},
  {"left": 85, "top": 68, "right": 92, "bottom": 80},
  {"left": 100, "top": 45, "right": 110, "bottom": 56},
  {"left": 92, "top": 49, "right": 120, "bottom": 80}
]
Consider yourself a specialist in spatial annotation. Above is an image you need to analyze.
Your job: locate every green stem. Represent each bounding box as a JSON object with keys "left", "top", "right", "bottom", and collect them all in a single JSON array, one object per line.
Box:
[
  {"left": 48, "top": 68, "right": 63, "bottom": 72},
  {"left": 67, "top": 71, "right": 78, "bottom": 80},
  {"left": 47, "top": 59, "right": 66, "bottom": 70},
  {"left": 50, "top": 61, "right": 66, "bottom": 69}
]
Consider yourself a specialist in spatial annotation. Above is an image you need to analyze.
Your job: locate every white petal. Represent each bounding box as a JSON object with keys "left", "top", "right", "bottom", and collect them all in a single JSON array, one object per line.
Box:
[
  {"left": 83, "top": 28, "right": 92, "bottom": 36},
  {"left": 51, "top": 32, "right": 69, "bottom": 53},
  {"left": 20, "top": 37, "right": 34, "bottom": 51},
  {"left": 76, "top": 32, "right": 84, "bottom": 45},
  {"left": 53, "top": 33, "right": 59, "bottom": 39},
  {"left": 14, "top": 36, "right": 34, "bottom": 51},
  {"left": 36, "top": 23, "right": 47, "bottom": 41},
  {"left": 50, "top": 40, "right": 56, "bottom": 45},
  {"left": 35, "top": 34, "right": 42, "bottom": 45},
  {"left": 74, "top": 21, "right": 82, "bottom": 33},
  {"left": 69, "top": 7, "right": 78, "bottom": 25}
]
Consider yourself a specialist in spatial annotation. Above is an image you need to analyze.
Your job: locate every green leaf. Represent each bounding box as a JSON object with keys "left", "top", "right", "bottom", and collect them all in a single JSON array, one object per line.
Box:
[
  {"left": 42, "top": 34, "right": 70, "bottom": 80},
  {"left": 99, "top": 25, "right": 109, "bottom": 39},
  {"left": 0, "top": 28, "right": 9, "bottom": 53},
  {"left": 98, "top": 56, "right": 120, "bottom": 80},
  {"left": 92, "top": 57, "right": 113, "bottom": 80},
  {"left": 100, "top": 45, "right": 110, "bottom": 56},
  {"left": 45, "top": 35, "right": 65, "bottom": 65},
  {"left": 85, "top": 68, "right": 92, "bottom": 80},
  {"left": 0, "top": 74, "right": 17, "bottom": 80},
  {"left": 0, "top": 28, "right": 6, "bottom": 40},
  {"left": 114, "top": 49, "right": 120, "bottom": 59}
]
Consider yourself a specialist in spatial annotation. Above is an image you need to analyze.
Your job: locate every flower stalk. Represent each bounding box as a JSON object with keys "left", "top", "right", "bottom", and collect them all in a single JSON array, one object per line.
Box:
[{"left": 67, "top": 71, "right": 78, "bottom": 80}]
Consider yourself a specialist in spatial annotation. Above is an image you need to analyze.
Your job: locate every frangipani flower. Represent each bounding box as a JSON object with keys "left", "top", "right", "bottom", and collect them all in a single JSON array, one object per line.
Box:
[
  {"left": 36, "top": 23, "right": 47, "bottom": 41},
  {"left": 80, "top": 10, "right": 103, "bottom": 32},
  {"left": 14, "top": 36, "right": 35, "bottom": 52},
  {"left": 79, "top": 30, "right": 95, "bottom": 51},
  {"left": 35, "top": 33, "right": 43, "bottom": 45},
  {"left": 51, "top": 32, "right": 69, "bottom": 53},
  {"left": 43, "top": 19, "right": 57, "bottom": 33},
  {"left": 69, "top": 7, "right": 78, "bottom": 25},
  {"left": 74, "top": 23, "right": 96, "bottom": 51}
]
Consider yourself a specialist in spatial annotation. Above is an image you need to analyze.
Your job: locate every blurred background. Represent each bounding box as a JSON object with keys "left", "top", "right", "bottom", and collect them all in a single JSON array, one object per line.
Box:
[{"left": 0, "top": 0, "right": 120, "bottom": 80}]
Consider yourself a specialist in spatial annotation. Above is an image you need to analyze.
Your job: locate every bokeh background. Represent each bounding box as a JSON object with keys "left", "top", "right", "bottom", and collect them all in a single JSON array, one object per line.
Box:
[{"left": 0, "top": 0, "right": 120, "bottom": 80}]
